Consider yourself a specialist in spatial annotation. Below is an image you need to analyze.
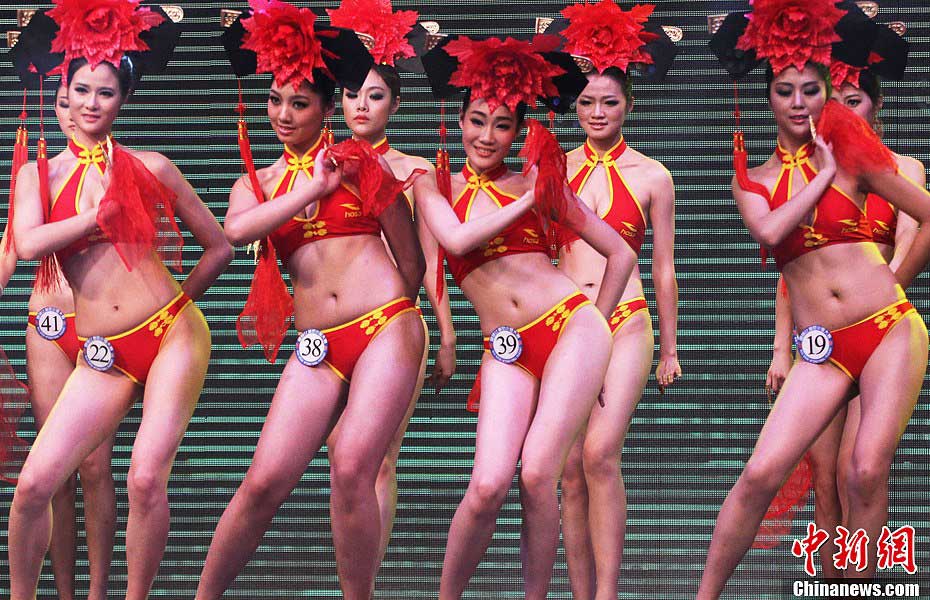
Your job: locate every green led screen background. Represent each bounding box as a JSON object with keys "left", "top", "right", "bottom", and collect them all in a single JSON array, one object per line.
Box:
[{"left": 1, "top": 1, "right": 929, "bottom": 597}]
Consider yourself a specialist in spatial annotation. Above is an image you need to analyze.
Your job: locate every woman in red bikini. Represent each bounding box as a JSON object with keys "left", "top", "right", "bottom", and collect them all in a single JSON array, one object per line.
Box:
[
  {"left": 196, "top": 3, "right": 425, "bottom": 598},
  {"left": 700, "top": 2, "right": 930, "bottom": 595},
  {"left": 1, "top": 75, "right": 116, "bottom": 599},
  {"left": 8, "top": 4, "right": 232, "bottom": 600},
  {"left": 546, "top": 4, "right": 682, "bottom": 598},
  {"left": 419, "top": 34, "right": 636, "bottom": 599},
  {"left": 328, "top": 0, "right": 457, "bottom": 571},
  {"left": 763, "top": 22, "right": 922, "bottom": 577}
]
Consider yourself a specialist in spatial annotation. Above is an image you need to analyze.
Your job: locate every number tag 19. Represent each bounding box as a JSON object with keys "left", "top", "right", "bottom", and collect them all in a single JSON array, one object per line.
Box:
[
  {"left": 296, "top": 329, "right": 329, "bottom": 367},
  {"left": 83, "top": 336, "right": 115, "bottom": 372},
  {"left": 35, "top": 306, "right": 67, "bottom": 341},
  {"left": 795, "top": 325, "right": 833, "bottom": 364},
  {"left": 489, "top": 326, "right": 523, "bottom": 364}
]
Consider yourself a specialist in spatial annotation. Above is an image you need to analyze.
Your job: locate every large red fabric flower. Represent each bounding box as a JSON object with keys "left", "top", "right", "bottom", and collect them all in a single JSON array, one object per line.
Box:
[
  {"left": 242, "top": 0, "right": 334, "bottom": 90},
  {"left": 445, "top": 35, "right": 565, "bottom": 114},
  {"left": 327, "top": 0, "right": 417, "bottom": 66},
  {"left": 48, "top": 0, "right": 162, "bottom": 73},
  {"left": 737, "top": 0, "right": 845, "bottom": 75},
  {"left": 830, "top": 60, "right": 862, "bottom": 89},
  {"left": 560, "top": 1, "right": 658, "bottom": 73}
]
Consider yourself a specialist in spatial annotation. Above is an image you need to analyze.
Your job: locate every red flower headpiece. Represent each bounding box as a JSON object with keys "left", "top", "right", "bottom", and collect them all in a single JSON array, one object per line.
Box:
[
  {"left": 736, "top": 0, "right": 846, "bottom": 75},
  {"left": 48, "top": 0, "right": 162, "bottom": 75},
  {"left": 327, "top": 0, "right": 417, "bottom": 66},
  {"left": 241, "top": 0, "right": 334, "bottom": 90},
  {"left": 445, "top": 35, "right": 565, "bottom": 114},
  {"left": 560, "top": 1, "right": 659, "bottom": 73}
]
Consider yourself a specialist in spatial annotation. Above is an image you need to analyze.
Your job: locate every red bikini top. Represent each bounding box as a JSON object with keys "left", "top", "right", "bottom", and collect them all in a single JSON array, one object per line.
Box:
[
  {"left": 560, "top": 137, "right": 647, "bottom": 255},
  {"left": 266, "top": 136, "right": 381, "bottom": 265},
  {"left": 48, "top": 137, "right": 109, "bottom": 263},
  {"left": 865, "top": 193, "right": 896, "bottom": 247},
  {"left": 444, "top": 162, "right": 549, "bottom": 287},
  {"left": 762, "top": 141, "right": 872, "bottom": 269}
]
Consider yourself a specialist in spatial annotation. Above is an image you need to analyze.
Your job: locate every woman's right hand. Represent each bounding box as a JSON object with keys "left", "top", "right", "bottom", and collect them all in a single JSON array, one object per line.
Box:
[
  {"left": 765, "top": 348, "right": 793, "bottom": 404},
  {"left": 813, "top": 136, "right": 837, "bottom": 178},
  {"left": 311, "top": 147, "right": 343, "bottom": 201}
]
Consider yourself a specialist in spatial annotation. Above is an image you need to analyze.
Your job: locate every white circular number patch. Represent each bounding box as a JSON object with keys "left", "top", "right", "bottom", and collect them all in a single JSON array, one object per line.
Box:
[
  {"left": 296, "top": 329, "right": 328, "bottom": 367},
  {"left": 489, "top": 326, "right": 523, "bottom": 364},
  {"left": 83, "top": 336, "right": 115, "bottom": 371},
  {"left": 796, "top": 325, "right": 833, "bottom": 364},
  {"left": 35, "top": 306, "right": 67, "bottom": 341}
]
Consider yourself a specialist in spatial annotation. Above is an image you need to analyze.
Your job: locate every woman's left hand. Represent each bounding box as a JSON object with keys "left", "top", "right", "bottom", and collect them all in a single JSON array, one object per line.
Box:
[{"left": 655, "top": 354, "right": 682, "bottom": 392}]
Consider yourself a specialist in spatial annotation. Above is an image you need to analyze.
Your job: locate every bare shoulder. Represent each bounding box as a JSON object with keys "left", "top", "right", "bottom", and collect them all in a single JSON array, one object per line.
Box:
[
  {"left": 125, "top": 148, "right": 175, "bottom": 178},
  {"left": 895, "top": 153, "right": 926, "bottom": 183},
  {"left": 498, "top": 168, "right": 532, "bottom": 196},
  {"left": 388, "top": 150, "right": 435, "bottom": 180}
]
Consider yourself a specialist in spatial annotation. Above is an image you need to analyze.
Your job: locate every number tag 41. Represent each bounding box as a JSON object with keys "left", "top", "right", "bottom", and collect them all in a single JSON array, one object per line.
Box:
[
  {"left": 35, "top": 306, "right": 67, "bottom": 341},
  {"left": 296, "top": 329, "right": 329, "bottom": 367},
  {"left": 489, "top": 326, "right": 523, "bottom": 364},
  {"left": 795, "top": 325, "right": 833, "bottom": 364}
]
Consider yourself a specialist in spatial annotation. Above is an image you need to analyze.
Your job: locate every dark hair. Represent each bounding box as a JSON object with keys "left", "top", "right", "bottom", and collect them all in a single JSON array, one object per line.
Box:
[
  {"left": 461, "top": 88, "right": 527, "bottom": 123},
  {"left": 372, "top": 64, "right": 402, "bottom": 100},
  {"left": 304, "top": 72, "right": 336, "bottom": 108},
  {"left": 765, "top": 62, "right": 832, "bottom": 98},
  {"left": 598, "top": 67, "right": 634, "bottom": 103},
  {"left": 857, "top": 69, "right": 882, "bottom": 106},
  {"left": 67, "top": 56, "right": 137, "bottom": 98}
]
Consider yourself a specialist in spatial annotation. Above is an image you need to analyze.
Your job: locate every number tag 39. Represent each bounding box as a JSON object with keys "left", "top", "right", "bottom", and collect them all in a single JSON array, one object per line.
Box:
[
  {"left": 35, "top": 306, "right": 67, "bottom": 341},
  {"left": 296, "top": 329, "right": 329, "bottom": 367},
  {"left": 83, "top": 336, "right": 115, "bottom": 372},
  {"left": 795, "top": 325, "right": 833, "bottom": 364},
  {"left": 489, "top": 326, "right": 523, "bottom": 364}
]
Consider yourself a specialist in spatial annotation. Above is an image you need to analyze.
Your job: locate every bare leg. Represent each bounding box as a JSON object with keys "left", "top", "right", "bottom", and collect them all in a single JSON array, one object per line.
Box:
[
  {"left": 195, "top": 357, "right": 346, "bottom": 600},
  {"left": 807, "top": 406, "right": 847, "bottom": 579},
  {"left": 697, "top": 362, "right": 853, "bottom": 599},
  {"left": 78, "top": 434, "right": 117, "bottom": 600},
  {"left": 439, "top": 358, "right": 537, "bottom": 600},
  {"left": 124, "top": 307, "right": 210, "bottom": 600},
  {"left": 9, "top": 367, "right": 136, "bottom": 600},
  {"left": 836, "top": 396, "right": 860, "bottom": 525},
  {"left": 26, "top": 328, "right": 80, "bottom": 600},
  {"left": 327, "top": 312, "right": 425, "bottom": 599},
  {"left": 560, "top": 435, "right": 595, "bottom": 600},
  {"left": 581, "top": 313, "right": 652, "bottom": 600},
  {"left": 844, "top": 314, "right": 926, "bottom": 579},
  {"left": 520, "top": 306, "right": 610, "bottom": 600}
]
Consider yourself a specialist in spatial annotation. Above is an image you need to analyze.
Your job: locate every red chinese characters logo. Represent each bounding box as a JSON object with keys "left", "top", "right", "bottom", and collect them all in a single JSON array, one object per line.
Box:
[
  {"left": 833, "top": 526, "right": 869, "bottom": 573},
  {"left": 877, "top": 525, "right": 916, "bottom": 574},
  {"left": 791, "top": 523, "right": 829, "bottom": 577}
]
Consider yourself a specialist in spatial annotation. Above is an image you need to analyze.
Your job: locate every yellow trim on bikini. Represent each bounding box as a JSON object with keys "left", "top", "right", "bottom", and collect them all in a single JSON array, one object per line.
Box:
[{"left": 75, "top": 291, "right": 189, "bottom": 342}]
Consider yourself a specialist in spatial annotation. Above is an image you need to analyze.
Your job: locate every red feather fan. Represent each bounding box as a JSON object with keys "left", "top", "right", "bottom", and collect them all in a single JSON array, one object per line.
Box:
[
  {"left": 326, "top": 138, "right": 425, "bottom": 218},
  {"left": 817, "top": 99, "right": 896, "bottom": 176}
]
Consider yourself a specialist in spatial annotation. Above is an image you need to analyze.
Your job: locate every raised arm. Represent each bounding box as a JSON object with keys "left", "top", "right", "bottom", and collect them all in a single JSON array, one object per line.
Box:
[
  {"left": 379, "top": 194, "right": 425, "bottom": 301},
  {"left": 149, "top": 154, "right": 233, "bottom": 300},
  {"left": 886, "top": 156, "right": 925, "bottom": 276},
  {"left": 412, "top": 174, "right": 533, "bottom": 256},
  {"left": 224, "top": 148, "right": 339, "bottom": 247},
  {"left": 649, "top": 167, "right": 681, "bottom": 390},
  {"left": 12, "top": 163, "right": 99, "bottom": 261},
  {"left": 864, "top": 159, "right": 930, "bottom": 288},
  {"left": 734, "top": 138, "right": 837, "bottom": 249},
  {"left": 565, "top": 197, "right": 636, "bottom": 318}
]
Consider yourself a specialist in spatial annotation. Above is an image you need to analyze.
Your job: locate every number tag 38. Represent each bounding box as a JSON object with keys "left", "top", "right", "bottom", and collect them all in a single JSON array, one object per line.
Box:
[
  {"left": 35, "top": 306, "right": 67, "bottom": 341},
  {"left": 795, "top": 325, "right": 833, "bottom": 364},
  {"left": 83, "top": 336, "right": 115, "bottom": 372},
  {"left": 489, "top": 326, "right": 523, "bottom": 364},
  {"left": 296, "top": 329, "right": 329, "bottom": 367}
]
